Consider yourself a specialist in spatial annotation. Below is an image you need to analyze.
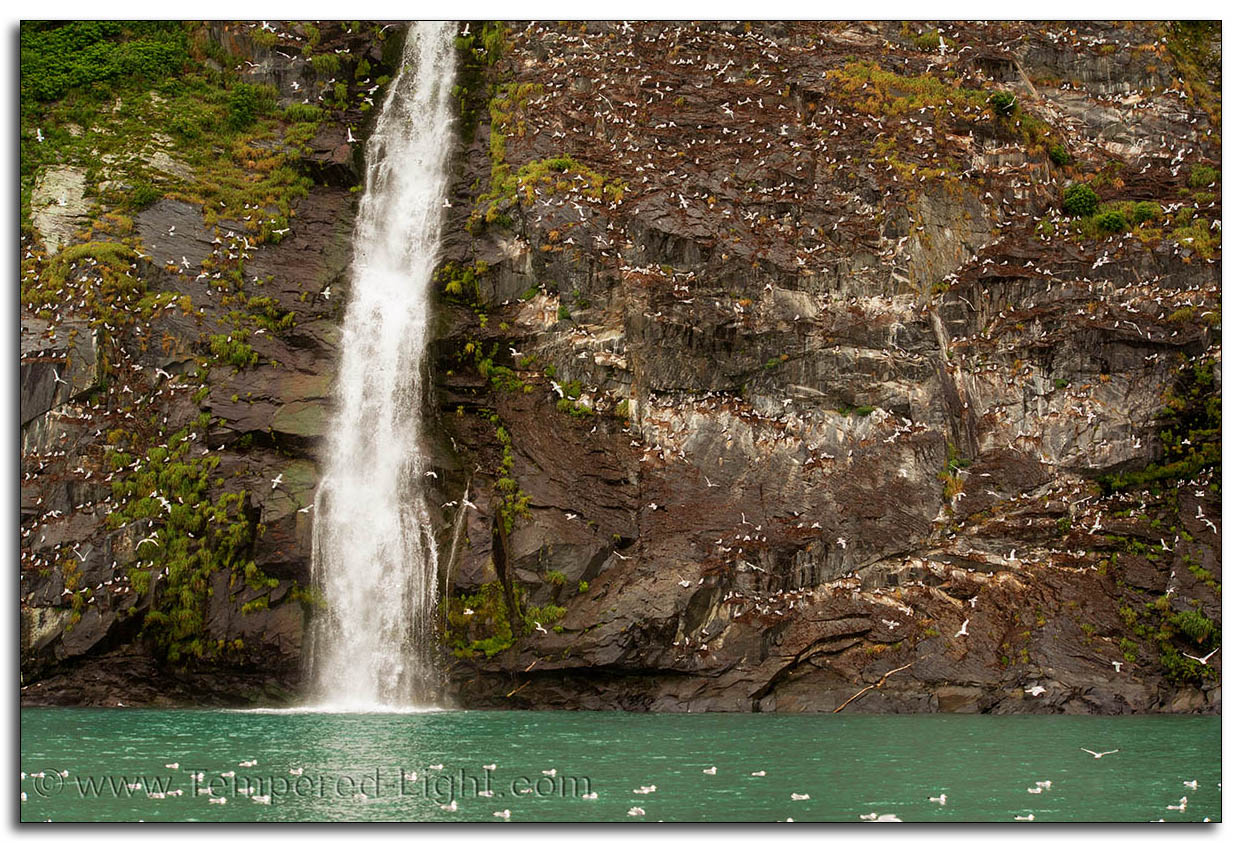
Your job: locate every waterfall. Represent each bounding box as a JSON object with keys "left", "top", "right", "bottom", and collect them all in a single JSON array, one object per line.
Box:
[{"left": 308, "top": 21, "right": 457, "bottom": 710}]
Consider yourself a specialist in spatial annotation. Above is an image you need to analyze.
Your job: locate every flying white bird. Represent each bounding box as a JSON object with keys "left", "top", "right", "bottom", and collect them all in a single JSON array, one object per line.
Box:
[{"left": 1182, "top": 648, "right": 1218, "bottom": 665}]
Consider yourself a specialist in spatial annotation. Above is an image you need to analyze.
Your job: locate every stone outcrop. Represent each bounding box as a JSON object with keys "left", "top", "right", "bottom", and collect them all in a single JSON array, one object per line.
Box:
[{"left": 21, "top": 21, "right": 1221, "bottom": 713}]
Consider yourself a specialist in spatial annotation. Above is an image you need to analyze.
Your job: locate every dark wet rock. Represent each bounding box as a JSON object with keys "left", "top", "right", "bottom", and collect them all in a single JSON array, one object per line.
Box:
[
  {"left": 135, "top": 199, "right": 217, "bottom": 271},
  {"left": 20, "top": 318, "right": 98, "bottom": 429}
]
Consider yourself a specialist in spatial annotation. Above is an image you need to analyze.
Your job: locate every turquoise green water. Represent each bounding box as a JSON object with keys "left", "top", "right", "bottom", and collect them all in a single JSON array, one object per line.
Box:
[{"left": 20, "top": 709, "right": 1220, "bottom": 822}]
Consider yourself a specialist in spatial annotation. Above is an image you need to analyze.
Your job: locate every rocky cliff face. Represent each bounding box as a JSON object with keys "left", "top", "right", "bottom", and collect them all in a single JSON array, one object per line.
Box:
[{"left": 21, "top": 21, "right": 1221, "bottom": 713}]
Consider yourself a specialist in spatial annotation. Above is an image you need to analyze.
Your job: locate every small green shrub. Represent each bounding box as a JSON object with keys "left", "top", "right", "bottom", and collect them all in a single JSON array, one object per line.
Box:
[
  {"left": 1048, "top": 144, "right": 1071, "bottom": 166},
  {"left": 251, "top": 29, "right": 277, "bottom": 49},
  {"left": 1172, "top": 610, "right": 1217, "bottom": 645},
  {"left": 1096, "top": 210, "right": 1127, "bottom": 232},
  {"left": 909, "top": 30, "right": 953, "bottom": 52},
  {"left": 226, "top": 82, "right": 276, "bottom": 131},
  {"left": 309, "top": 53, "right": 340, "bottom": 76},
  {"left": 209, "top": 332, "right": 259, "bottom": 368},
  {"left": 1130, "top": 201, "right": 1160, "bottom": 224},
  {"left": 283, "top": 103, "right": 323, "bottom": 123},
  {"left": 1188, "top": 164, "right": 1219, "bottom": 189},
  {"left": 130, "top": 181, "right": 162, "bottom": 209},
  {"left": 989, "top": 91, "right": 1017, "bottom": 117},
  {"left": 1062, "top": 183, "right": 1099, "bottom": 217}
]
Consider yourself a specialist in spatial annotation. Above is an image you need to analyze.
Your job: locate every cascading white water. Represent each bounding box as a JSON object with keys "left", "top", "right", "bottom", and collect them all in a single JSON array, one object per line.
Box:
[{"left": 308, "top": 22, "right": 457, "bottom": 710}]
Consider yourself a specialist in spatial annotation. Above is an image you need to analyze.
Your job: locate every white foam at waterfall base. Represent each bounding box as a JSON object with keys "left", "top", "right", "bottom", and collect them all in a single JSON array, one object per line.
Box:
[{"left": 307, "top": 21, "right": 457, "bottom": 711}]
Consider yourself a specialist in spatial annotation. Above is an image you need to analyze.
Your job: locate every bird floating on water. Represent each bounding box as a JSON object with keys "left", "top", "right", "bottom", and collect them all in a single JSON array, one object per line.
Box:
[
  {"left": 703, "top": 766, "right": 716, "bottom": 775},
  {"left": 929, "top": 793, "right": 946, "bottom": 804},
  {"left": 1014, "top": 813, "right": 1035, "bottom": 821}
]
